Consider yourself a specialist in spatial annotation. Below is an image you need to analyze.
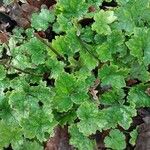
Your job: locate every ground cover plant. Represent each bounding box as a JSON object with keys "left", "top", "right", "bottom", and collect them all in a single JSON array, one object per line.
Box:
[{"left": 0, "top": 0, "right": 150, "bottom": 149}]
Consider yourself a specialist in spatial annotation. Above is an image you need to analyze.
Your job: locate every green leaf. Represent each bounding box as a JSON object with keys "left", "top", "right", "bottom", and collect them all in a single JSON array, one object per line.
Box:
[
  {"left": 24, "top": 37, "right": 47, "bottom": 65},
  {"left": 80, "top": 26, "right": 95, "bottom": 43},
  {"left": 53, "top": 73, "right": 90, "bottom": 112},
  {"left": 92, "top": 10, "right": 117, "bottom": 35},
  {"left": 65, "top": 28, "right": 82, "bottom": 55},
  {"left": 9, "top": 90, "right": 31, "bottom": 114},
  {"left": 77, "top": 102, "right": 107, "bottom": 136},
  {"left": 13, "top": 140, "right": 43, "bottom": 150},
  {"left": 0, "top": 121, "right": 22, "bottom": 149},
  {"left": 29, "top": 82, "right": 53, "bottom": 105},
  {"left": 10, "top": 76, "right": 29, "bottom": 90},
  {"left": 46, "top": 58, "right": 65, "bottom": 79},
  {"left": 130, "top": 63, "right": 150, "bottom": 82},
  {"left": 98, "top": 64, "right": 129, "bottom": 88},
  {"left": 96, "top": 43, "right": 112, "bottom": 62},
  {"left": 21, "top": 109, "right": 55, "bottom": 142},
  {"left": 128, "top": 84, "right": 150, "bottom": 108},
  {"left": 101, "top": 88, "right": 125, "bottom": 105},
  {"left": 0, "top": 95, "right": 17, "bottom": 123},
  {"left": 116, "top": 0, "right": 129, "bottom": 5},
  {"left": 107, "top": 30, "right": 125, "bottom": 54},
  {"left": 87, "top": 0, "right": 103, "bottom": 7},
  {"left": 9, "top": 81, "right": 53, "bottom": 120},
  {"left": 53, "top": 94, "right": 73, "bottom": 113},
  {"left": 25, "top": 28, "right": 34, "bottom": 38},
  {"left": 53, "top": 14, "right": 73, "bottom": 32},
  {"left": 0, "top": 65, "right": 6, "bottom": 80},
  {"left": 56, "top": 0, "right": 87, "bottom": 18},
  {"left": 52, "top": 35, "right": 72, "bottom": 56},
  {"left": 101, "top": 104, "right": 137, "bottom": 130},
  {"left": 104, "top": 129, "right": 126, "bottom": 150},
  {"left": 129, "top": 128, "right": 138, "bottom": 146},
  {"left": 11, "top": 37, "right": 48, "bottom": 69},
  {"left": 80, "top": 50, "right": 98, "bottom": 70},
  {"left": 114, "top": 0, "right": 150, "bottom": 33},
  {"left": 126, "top": 28, "right": 150, "bottom": 66},
  {"left": 96, "top": 30, "right": 125, "bottom": 62},
  {"left": 57, "top": 110, "right": 77, "bottom": 126},
  {"left": 69, "top": 124, "right": 95, "bottom": 150},
  {"left": 31, "top": 9, "right": 55, "bottom": 31},
  {"left": 53, "top": 73, "right": 75, "bottom": 112}
]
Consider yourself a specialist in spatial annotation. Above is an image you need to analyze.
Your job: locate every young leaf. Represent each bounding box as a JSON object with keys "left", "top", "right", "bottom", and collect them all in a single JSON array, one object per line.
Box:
[
  {"left": 129, "top": 128, "right": 138, "bottom": 146},
  {"left": 104, "top": 129, "right": 126, "bottom": 150},
  {"left": 52, "top": 35, "right": 73, "bottom": 57},
  {"left": 126, "top": 28, "right": 150, "bottom": 66},
  {"left": 12, "top": 140, "right": 43, "bottom": 150},
  {"left": 24, "top": 37, "right": 47, "bottom": 65},
  {"left": 0, "top": 65, "right": 6, "bottom": 80},
  {"left": 0, "top": 121, "right": 22, "bottom": 149},
  {"left": 101, "top": 88, "right": 125, "bottom": 105},
  {"left": 130, "top": 62, "right": 150, "bottom": 82},
  {"left": 115, "top": 0, "right": 150, "bottom": 33},
  {"left": 80, "top": 50, "right": 98, "bottom": 70},
  {"left": 53, "top": 14, "right": 73, "bottom": 32},
  {"left": 92, "top": 10, "right": 117, "bottom": 35},
  {"left": 77, "top": 102, "right": 107, "bottom": 136},
  {"left": 31, "top": 9, "right": 55, "bottom": 31},
  {"left": 96, "top": 43, "right": 112, "bottom": 62},
  {"left": 56, "top": 0, "right": 87, "bottom": 18},
  {"left": 98, "top": 64, "right": 129, "bottom": 88},
  {"left": 87, "top": 0, "right": 103, "bottom": 7},
  {"left": 101, "top": 105, "right": 137, "bottom": 130},
  {"left": 53, "top": 73, "right": 76, "bottom": 112},
  {"left": 69, "top": 124, "right": 95, "bottom": 150},
  {"left": 128, "top": 84, "right": 150, "bottom": 108},
  {"left": 53, "top": 72, "right": 90, "bottom": 112},
  {"left": 45, "top": 58, "right": 65, "bottom": 79},
  {"left": 116, "top": 0, "right": 129, "bottom": 5},
  {"left": 21, "top": 109, "right": 56, "bottom": 142}
]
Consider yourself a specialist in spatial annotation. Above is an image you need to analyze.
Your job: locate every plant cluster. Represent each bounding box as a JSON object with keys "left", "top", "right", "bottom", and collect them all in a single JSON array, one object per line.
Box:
[{"left": 0, "top": 0, "right": 150, "bottom": 149}]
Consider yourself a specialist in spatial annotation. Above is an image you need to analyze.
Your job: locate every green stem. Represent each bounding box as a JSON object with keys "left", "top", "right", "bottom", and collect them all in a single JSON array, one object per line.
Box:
[
  {"left": 9, "top": 64, "right": 43, "bottom": 77},
  {"left": 34, "top": 33, "right": 65, "bottom": 61},
  {"left": 77, "top": 36, "right": 101, "bottom": 62},
  {"left": 0, "top": 60, "right": 42, "bottom": 76}
]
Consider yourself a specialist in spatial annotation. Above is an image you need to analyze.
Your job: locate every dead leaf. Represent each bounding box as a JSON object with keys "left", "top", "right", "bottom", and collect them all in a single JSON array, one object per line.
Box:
[
  {"left": 126, "top": 79, "right": 139, "bottom": 86},
  {"left": 8, "top": 2, "right": 38, "bottom": 28},
  {"left": 27, "top": 0, "right": 56, "bottom": 9},
  {"left": 135, "top": 116, "right": 150, "bottom": 150},
  {"left": 88, "top": 6, "right": 96, "bottom": 12},
  {"left": 45, "top": 126, "right": 74, "bottom": 150},
  {"left": 0, "top": 6, "right": 7, "bottom": 12},
  {"left": 0, "top": 32, "right": 9, "bottom": 43},
  {"left": 145, "top": 88, "right": 150, "bottom": 96},
  {"left": 9, "top": 3, "right": 29, "bottom": 28},
  {"left": 89, "top": 79, "right": 100, "bottom": 100},
  {"left": 21, "top": 3, "right": 38, "bottom": 14}
]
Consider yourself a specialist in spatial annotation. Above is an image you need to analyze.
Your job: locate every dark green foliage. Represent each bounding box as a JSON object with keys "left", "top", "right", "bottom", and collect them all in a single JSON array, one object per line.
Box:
[{"left": 0, "top": 0, "right": 150, "bottom": 149}]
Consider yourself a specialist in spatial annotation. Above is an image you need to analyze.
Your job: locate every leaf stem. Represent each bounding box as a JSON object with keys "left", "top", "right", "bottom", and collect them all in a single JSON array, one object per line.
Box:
[
  {"left": 77, "top": 36, "right": 100, "bottom": 62},
  {"left": 9, "top": 64, "right": 43, "bottom": 77},
  {"left": 34, "top": 33, "right": 65, "bottom": 61},
  {"left": 0, "top": 60, "right": 43, "bottom": 76}
]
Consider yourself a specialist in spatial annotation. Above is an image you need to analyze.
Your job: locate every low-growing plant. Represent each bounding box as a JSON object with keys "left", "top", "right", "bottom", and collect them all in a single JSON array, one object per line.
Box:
[{"left": 0, "top": 0, "right": 149, "bottom": 149}]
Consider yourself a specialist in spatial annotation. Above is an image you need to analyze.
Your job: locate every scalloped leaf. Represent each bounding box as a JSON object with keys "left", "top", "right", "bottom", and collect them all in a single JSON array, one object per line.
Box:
[
  {"left": 92, "top": 10, "right": 117, "bottom": 35},
  {"left": 69, "top": 124, "right": 95, "bottom": 150},
  {"left": 104, "top": 129, "right": 126, "bottom": 150}
]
